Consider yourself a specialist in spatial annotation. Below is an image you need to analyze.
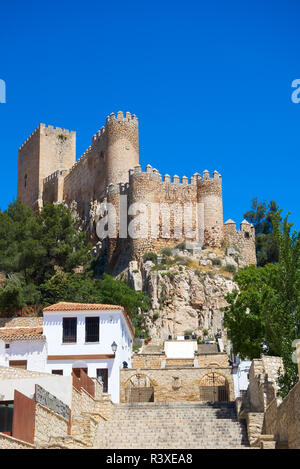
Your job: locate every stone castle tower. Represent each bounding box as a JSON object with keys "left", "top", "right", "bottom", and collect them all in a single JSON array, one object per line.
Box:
[{"left": 17, "top": 111, "right": 256, "bottom": 272}]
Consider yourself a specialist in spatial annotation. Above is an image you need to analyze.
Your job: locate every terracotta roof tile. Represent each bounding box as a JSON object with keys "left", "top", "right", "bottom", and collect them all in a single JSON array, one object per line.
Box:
[
  {"left": 0, "top": 327, "right": 45, "bottom": 342},
  {"left": 43, "top": 302, "right": 135, "bottom": 337},
  {"left": 43, "top": 302, "right": 122, "bottom": 311}
]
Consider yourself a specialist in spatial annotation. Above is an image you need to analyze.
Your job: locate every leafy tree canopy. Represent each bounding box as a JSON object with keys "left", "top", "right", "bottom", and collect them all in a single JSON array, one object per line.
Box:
[
  {"left": 243, "top": 198, "right": 281, "bottom": 266},
  {"left": 0, "top": 201, "right": 150, "bottom": 336},
  {"left": 223, "top": 212, "right": 300, "bottom": 397}
]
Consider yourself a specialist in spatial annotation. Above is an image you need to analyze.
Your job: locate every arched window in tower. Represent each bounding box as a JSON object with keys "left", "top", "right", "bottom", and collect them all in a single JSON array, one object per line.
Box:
[{"left": 24, "top": 174, "right": 27, "bottom": 188}]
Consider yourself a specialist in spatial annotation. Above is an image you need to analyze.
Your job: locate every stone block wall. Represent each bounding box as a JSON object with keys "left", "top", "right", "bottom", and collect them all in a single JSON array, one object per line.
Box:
[
  {"left": 0, "top": 433, "right": 34, "bottom": 449},
  {"left": 120, "top": 367, "right": 234, "bottom": 403},
  {"left": 34, "top": 403, "right": 69, "bottom": 446},
  {"left": 223, "top": 220, "right": 256, "bottom": 265},
  {"left": 132, "top": 352, "right": 229, "bottom": 369},
  {"left": 262, "top": 380, "right": 300, "bottom": 448},
  {"left": 18, "top": 124, "right": 75, "bottom": 209}
]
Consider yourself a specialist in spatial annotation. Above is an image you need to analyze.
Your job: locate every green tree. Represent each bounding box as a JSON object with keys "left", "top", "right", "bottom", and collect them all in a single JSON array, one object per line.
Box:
[
  {"left": 98, "top": 274, "right": 150, "bottom": 337},
  {"left": 41, "top": 272, "right": 150, "bottom": 337},
  {"left": 243, "top": 198, "right": 281, "bottom": 266},
  {"left": 223, "top": 212, "right": 300, "bottom": 397},
  {"left": 0, "top": 200, "right": 89, "bottom": 285},
  {"left": 0, "top": 200, "right": 151, "bottom": 336}
]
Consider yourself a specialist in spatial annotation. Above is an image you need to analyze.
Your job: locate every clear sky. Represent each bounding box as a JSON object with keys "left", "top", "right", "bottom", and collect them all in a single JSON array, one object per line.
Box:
[{"left": 0, "top": 0, "right": 299, "bottom": 228}]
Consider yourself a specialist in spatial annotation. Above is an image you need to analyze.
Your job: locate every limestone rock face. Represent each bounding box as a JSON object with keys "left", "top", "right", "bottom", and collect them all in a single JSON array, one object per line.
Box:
[
  {"left": 128, "top": 261, "right": 143, "bottom": 291},
  {"left": 123, "top": 248, "right": 242, "bottom": 348}
]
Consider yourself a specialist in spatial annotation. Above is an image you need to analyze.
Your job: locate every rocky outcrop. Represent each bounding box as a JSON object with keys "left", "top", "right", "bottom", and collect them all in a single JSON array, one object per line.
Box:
[{"left": 121, "top": 246, "right": 244, "bottom": 347}]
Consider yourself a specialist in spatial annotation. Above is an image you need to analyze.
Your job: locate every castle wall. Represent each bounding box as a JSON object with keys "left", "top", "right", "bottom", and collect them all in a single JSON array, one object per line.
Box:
[
  {"left": 62, "top": 112, "right": 138, "bottom": 221},
  {"left": 63, "top": 133, "right": 107, "bottom": 219},
  {"left": 17, "top": 126, "right": 41, "bottom": 209},
  {"left": 223, "top": 220, "right": 256, "bottom": 265},
  {"left": 126, "top": 168, "right": 199, "bottom": 260},
  {"left": 18, "top": 124, "right": 76, "bottom": 209},
  {"left": 105, "top": 112, "right": 139, "bottom": 187},
  {"left": 43, "top": 170, "right": 69, "bottom": 204}
]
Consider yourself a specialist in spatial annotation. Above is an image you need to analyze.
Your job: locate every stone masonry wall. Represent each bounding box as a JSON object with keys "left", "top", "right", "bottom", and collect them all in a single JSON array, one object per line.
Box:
[
  {"left": 120, "top": 367, "right": 234, "bottom": 403},
  {"left": 18, "top": 124, "right": 75, "bottom": 209},
  {"left": 71, "top": 386, "right": 96, "bottom": 418},
  {"left": 132, "top": 353, "right": 228, "bottom": 369},
  {"left": 34, "top": 402, "right": 69, "bottom": 446},
  {"left": 262, "top": 380, "right": 300, "bottom": 448},
  {"left": 0, "top": 433, "right": 35, "bottom": 449}
]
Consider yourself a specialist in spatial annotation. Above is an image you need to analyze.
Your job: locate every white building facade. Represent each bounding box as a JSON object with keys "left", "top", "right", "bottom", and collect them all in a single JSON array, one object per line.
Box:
[
  {"left": 0, "top": 302, "right": 135, "bottom": 403},
  {"left": 232, "top": 357, "right": 251, "bottom": 398}
]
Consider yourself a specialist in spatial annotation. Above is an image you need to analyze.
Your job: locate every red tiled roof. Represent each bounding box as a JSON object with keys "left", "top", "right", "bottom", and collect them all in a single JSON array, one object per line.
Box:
[
  {"left": 0, "top": 327, "right": 45, "bottom": 342},
  {"left": 43, "top": 302, "right": 122, "bottom": 311},
  {"left": 43, "top": 302, "right": 135, "bottom": 337}
]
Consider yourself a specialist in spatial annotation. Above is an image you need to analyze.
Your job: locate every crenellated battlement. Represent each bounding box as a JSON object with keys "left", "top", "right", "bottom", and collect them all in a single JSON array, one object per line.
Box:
[
  {"left": 128, "top": 164, "right": 222, "bottom": 186},
  {"left": 19, "top": 123, "right": 75, "bottom": 151},
  {"left": 18, "top": 124, "right": 42, "bottom": 150},
  {"left": 43, "top": 169, "right": 69, "bottom": 185},
  {"left": 105, "top": 111, "right": 138, "bottom": 124},
  {"left": 92, "top": 126, "right": 106, "bottom": 144}
]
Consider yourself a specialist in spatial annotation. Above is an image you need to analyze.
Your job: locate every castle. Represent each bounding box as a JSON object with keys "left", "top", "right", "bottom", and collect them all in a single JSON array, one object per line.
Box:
[{"left": 17, "top": 111, "right": 256, "bottom": 272}]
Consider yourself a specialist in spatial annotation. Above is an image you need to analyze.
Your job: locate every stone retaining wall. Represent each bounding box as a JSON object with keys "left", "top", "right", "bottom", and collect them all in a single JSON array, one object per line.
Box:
[{"left": 0, "top": 433, "right": 35, "bottom": 449}]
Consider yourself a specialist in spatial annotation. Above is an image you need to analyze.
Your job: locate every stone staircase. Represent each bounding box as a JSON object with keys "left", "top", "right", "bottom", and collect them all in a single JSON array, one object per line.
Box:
[{"left": 94, "top": 401, "right": 250, "bottom": 449}]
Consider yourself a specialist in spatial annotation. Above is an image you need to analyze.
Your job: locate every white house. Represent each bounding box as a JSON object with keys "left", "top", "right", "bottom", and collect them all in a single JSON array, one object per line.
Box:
[
  {"left": 0, "top": 325, "right": 47, "bottom": 372},
  {"left": 43, "top": 302, "right": 134, "bottom": 402},
  {"left": 0, "top": 302, "right": 135, "bottom": 403},
  {"left": 232, "top": 356, "right": 251, "bottom": 398}
]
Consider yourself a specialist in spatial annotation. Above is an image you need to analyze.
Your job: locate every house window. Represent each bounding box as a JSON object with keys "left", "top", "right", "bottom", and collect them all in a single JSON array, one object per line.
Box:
[
  {"left": 9, "top": 360, "right": 27, "bottom": 369},
  {"left": 5, "top": 344, "right": 10, "bottom": 349},
  {"left": 62, "top": 317, "right": 77, "bottom": 343},
  {"left": 85, "top": 317, "right": 99, "bottom": 342},
  {"left": 52, "top": 370, "right": 63, "bottom": 375},
  {"left": 24, "top": 174, "right": 27, "bottom": 188}
]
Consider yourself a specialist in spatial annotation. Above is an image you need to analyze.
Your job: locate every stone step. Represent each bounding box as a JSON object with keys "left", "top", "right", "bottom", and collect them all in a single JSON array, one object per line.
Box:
[{"left": 93, "top": 401, "right": 249, "bottom": 449}]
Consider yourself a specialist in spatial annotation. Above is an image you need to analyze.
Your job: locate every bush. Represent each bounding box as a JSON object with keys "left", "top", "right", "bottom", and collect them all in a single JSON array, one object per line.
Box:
[
  {"left": 174, "top": 255, "right": 190, "bottom": 266},
  {"left": 161, "top": 247, "right": 173, "bottom": 257},
  {"left": 175, "top": 242, "right": 186, "bottom": 251},
  {"left": 224, "top": 264, "right": 237, "bottom": 274},
  {"left": 212, "top": 258, "right": 222, "bottom": 266},
  {"left": 143, "top": 252, "right": 157, "bottom": 263},
  {"left": 152, "top": 312, "right": 159, "bottom": 321}
]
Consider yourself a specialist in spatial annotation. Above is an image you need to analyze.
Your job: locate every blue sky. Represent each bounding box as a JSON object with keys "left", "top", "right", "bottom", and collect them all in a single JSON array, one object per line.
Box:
[{"left": 0, "top": 0, "right": 299, "bottom": 228}]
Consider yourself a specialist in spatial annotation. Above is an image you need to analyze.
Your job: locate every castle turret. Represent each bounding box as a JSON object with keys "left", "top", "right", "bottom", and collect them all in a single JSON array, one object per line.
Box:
[
  {"left": 197, "top": 170, "right": 223, "bottom": 247},
  {"left": 105, "top": 111, "right": 139, "bottom": 187},
  {"left": 17, "top": 124, "right": 76, "bottom": 209}
]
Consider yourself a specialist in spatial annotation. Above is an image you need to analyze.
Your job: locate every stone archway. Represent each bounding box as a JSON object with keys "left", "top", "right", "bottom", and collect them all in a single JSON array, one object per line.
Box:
[
  {"left": 125, "top": 373, "right": 154, "bottom": 403},
  {"left": 199, "top": 372, "right": 229, "bottom": 402}
]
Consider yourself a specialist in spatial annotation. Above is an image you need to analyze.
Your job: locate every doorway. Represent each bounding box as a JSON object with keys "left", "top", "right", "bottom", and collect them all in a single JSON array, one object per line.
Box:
[{"left": 97, "top": 368, "right": 108, "bottom": 393}]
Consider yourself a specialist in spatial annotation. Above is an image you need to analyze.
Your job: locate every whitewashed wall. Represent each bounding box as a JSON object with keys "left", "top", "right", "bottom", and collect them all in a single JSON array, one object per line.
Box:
[
  {"left": 233, "top": 359, "right": 251, "bottom": 398},
  {"left": 0, "top": 339, "right": 47, "bottom": 372},
  {"left": 164, "top": 340, "right": 198, "bottom": 359},
  {"left": 0, "top": 375, "right": 72, "bottom": 406},
  {"left": 43, "top": 309, "right": 133, "bottom": 402}
]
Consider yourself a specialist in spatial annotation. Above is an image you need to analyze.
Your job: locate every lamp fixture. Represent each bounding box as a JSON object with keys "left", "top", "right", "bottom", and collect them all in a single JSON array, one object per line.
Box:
[{"left": 111, "top": 341, "right": 118, "bottom": 354}]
